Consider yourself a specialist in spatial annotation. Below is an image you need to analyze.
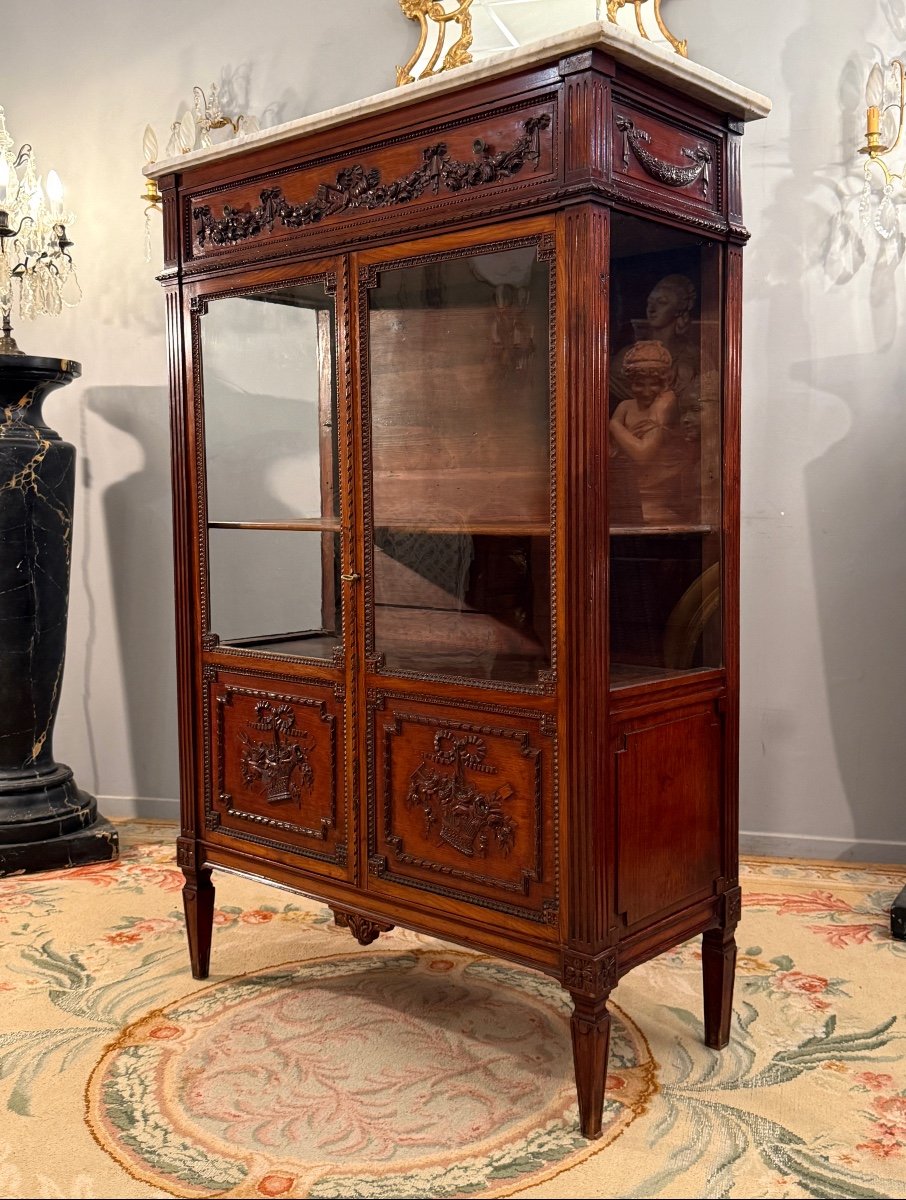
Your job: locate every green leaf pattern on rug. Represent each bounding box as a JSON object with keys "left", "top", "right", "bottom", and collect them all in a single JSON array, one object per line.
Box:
[
  {"left": 628, "top": 1002, "right": 902, "bottom": 1199},
  {"left": 1, "top": 827, "right": 904, "bottom": 1199},
  {"left": 0, "top": 939, "right": 183, "bottom": 1115}
]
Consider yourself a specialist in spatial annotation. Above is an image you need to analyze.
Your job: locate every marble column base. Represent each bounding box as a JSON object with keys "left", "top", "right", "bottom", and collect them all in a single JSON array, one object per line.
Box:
[
  {"left": 0, "top": 352, "right": 120, "bottom": 878},
  {"left": 0, "top": 808, "right": 119, "bottom": 875},
  {"left": 0, "top": 763, "right": 119, "bottom": 876},
  {"left": 891, "top": 885, "right": 906, "bottom": 941}
]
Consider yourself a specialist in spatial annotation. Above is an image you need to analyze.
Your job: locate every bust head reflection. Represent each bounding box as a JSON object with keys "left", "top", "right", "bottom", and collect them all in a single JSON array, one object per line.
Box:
[
  {"left": 645, "top": 274, "right": 696, "bottom": 342},
  {"left": 612, "top": 272, "right": 700, "bottom": 409}
]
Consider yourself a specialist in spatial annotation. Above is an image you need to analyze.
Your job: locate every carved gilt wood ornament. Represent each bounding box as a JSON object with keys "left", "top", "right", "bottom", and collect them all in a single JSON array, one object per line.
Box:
[
  {"left": 393, "top": 0, "right": 686, "bottom": 90},
  {"left": 396, "top": 1, "right": 474, "bottom": 87},
  {"left": 406, "top": 730, "right": 517, "bottom": 860},
  {"left": 607, "top": 1, "right": 687, "bottom": 58},
  {"left": 239, "top": 701, "right": 314, "bottom": 806},
  {"left": 194, "top": 115, "right": 551, "bottom": 248}
]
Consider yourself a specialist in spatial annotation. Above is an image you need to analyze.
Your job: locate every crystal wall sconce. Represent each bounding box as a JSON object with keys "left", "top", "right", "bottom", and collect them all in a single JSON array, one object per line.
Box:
[
  {"left": 858, "top": 57, "right": 906, "bottom": 239},
  {"left": 142, "top": 84, "right": 260, "bottom": 260}
]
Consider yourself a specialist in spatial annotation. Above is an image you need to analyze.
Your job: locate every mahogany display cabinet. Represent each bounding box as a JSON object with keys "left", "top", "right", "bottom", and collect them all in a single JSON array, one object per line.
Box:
[{"left": 148, "top": 27, "right": 769, "bottom": 1138}]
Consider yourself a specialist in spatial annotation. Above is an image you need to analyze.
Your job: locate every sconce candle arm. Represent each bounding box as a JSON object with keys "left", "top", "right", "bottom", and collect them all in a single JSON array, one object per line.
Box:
[
  {"left": 860, "top": 58, "right": 906, "bottom": 164},
  {"left": 863, "top": 154, "right": 900, "bottom": 187},
  {"left": 0, "top": 210, "right": 31, "bottom": 243}
]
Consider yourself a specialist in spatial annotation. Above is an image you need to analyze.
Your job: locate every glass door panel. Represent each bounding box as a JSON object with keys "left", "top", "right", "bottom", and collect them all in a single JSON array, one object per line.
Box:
[
  {"left": 365, "top": 242, "right": 552, "bottom": 684},
  {"left": 608, "top": 214, "right": 723, "bottom": 685},
  {"left": 200, "top": 278, "right": 342, "bottom": 661}
]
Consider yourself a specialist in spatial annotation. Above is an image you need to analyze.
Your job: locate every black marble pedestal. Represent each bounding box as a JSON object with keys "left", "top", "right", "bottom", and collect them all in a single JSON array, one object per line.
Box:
[
  {"left": 891, "top": 885, "right": 906, "bottom": 941},
  {"left": 0, "top": 352, "right": 118, "bottom": 875}
]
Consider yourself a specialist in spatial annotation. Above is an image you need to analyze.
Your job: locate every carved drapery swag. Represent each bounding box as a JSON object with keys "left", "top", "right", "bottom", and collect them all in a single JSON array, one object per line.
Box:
[{"left": 616, "top": 115, "right": 711, "bottom": 196}]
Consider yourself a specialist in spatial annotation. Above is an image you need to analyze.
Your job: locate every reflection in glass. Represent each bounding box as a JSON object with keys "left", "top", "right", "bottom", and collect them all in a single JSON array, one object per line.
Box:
[
  {"left": 208, "top": 529, "right": 340, "bottom": 660},
  {"left": 608, "top": 214, "right": 722, "bottom": 684},
  {"left": 200, "top": 278, "right": 342, "bottom": 663},
  {"left": 367, "top": 245, "right": 552, "bottom": 682},
  {"left": 202, "top": 283, "right": 337, "bottom": 524}
]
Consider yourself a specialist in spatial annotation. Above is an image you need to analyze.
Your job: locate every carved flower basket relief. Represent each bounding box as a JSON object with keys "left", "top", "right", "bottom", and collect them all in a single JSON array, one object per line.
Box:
[{"left": 406, "top": 731, "right": 517, "bottom": 860}]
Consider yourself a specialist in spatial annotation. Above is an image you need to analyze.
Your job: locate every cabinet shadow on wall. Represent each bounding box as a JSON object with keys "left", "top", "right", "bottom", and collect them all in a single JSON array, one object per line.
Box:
[
  {"left": 746, "top": 4, "right": 906, "bottom": 861},
  {"left": 85, "top": 385, "right": 178, "bottom": 809},
  {"left": 796, "top": 351, "right": 906, "bottom": 860},
  {"left": 86, "top": 382, "right": 322, "bottom": 808}
]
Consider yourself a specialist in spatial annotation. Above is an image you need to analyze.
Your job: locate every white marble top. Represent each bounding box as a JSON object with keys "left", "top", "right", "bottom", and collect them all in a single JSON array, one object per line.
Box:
[{"left": 145, "top": 20, "right": 771, "bottom": 179}]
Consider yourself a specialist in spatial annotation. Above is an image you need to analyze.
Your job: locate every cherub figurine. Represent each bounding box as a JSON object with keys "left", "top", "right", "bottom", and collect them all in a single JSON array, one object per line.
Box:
[
  {"left": 609, "top": 340, "right": 688, "bottom": 525},
  {"left": 612, "top": 272, "right": 699, "bottom": 411}
]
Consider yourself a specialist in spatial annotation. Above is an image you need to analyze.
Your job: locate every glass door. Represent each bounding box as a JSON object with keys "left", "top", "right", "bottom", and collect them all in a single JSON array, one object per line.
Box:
[
  {"left": 198, "top": 273, "right": 344, "bottom": 662},
  {"left": 359, "top": 229, "right": 555, "bottom": 687},
  {"left": 192, "top": 266, "right": 352, "bottom": 875},
  {"left": 608, "top": 213, "right": 723, "bottom": 685},
  {"left": 357, "top": 224, "right": 561, "bottom": 926}
]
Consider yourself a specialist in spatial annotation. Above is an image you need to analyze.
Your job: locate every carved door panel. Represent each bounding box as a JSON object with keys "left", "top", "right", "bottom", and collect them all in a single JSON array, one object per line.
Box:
[
  {"left": 203, "top": 666, "right": 350, "bottom": 879},
  {"left": 365, "top": 692, "right": 559, "bottom": 931}
]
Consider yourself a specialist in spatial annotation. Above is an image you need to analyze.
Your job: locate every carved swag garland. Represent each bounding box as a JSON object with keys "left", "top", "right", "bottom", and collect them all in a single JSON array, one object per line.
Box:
[{"left": 194, "top": 114, "right": 551, "bottom": 247}]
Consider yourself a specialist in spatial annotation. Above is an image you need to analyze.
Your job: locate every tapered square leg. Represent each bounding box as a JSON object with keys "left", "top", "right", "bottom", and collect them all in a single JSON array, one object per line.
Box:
[
  {"left": 702, "top": 927, "right": 737, "bottom": 1049},
  {"left": 182, "top": 866, "right": 215, "bottom": 980},
  {"left": 569, "top": 996, "right": 612, "bottom": 1139}
]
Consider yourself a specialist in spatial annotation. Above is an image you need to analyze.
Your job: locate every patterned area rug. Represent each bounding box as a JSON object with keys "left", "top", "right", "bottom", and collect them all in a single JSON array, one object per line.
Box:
[{"left": 0, "top": 822, "right": 904, "bottom": 1199}]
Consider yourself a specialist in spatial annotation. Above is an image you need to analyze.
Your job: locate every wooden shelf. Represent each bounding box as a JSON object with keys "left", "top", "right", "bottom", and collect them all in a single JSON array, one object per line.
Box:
[{"left": 208, "top": 519, "right": 341, "bottom": 533}]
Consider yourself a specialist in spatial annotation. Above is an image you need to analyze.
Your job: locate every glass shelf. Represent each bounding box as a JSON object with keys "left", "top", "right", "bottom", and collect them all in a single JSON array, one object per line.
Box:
[
  {"left": 220, "top": 631, "right": 340, "bottom": 659},
  {"left": 610, "top": 662, "right": 698, "bottom": 688}
]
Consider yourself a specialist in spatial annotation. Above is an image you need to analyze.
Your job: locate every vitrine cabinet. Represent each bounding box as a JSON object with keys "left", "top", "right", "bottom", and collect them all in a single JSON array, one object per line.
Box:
[{"left": 149, "top": 26, "right": 769, "bottom": 1139}]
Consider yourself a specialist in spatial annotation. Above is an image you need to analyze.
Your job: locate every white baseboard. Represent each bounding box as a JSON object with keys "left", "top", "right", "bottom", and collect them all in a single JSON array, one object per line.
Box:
[
  {"left": 93, "top": 800, "right": 906, "bottom": 866},
  {"left": 97, "top": 794, "right": 179, "bottom": 822},
  {"left": 740, "top": 830, "right": 906, "bottom": 866}
]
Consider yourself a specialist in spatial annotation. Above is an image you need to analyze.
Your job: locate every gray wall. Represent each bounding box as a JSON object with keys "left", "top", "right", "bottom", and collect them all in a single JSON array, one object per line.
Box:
[
  {"left": 2, "top": 0, "right": 903, "bottom": 860},
  {"left": 680, "top": 0, "right": 906, "bottom": 861}
]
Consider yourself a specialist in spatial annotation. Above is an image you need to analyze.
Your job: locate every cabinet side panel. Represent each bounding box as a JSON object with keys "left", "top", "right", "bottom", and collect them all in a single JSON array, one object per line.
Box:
[{"left": 614, "top": 705, "right": 721, "bottom": 927}]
